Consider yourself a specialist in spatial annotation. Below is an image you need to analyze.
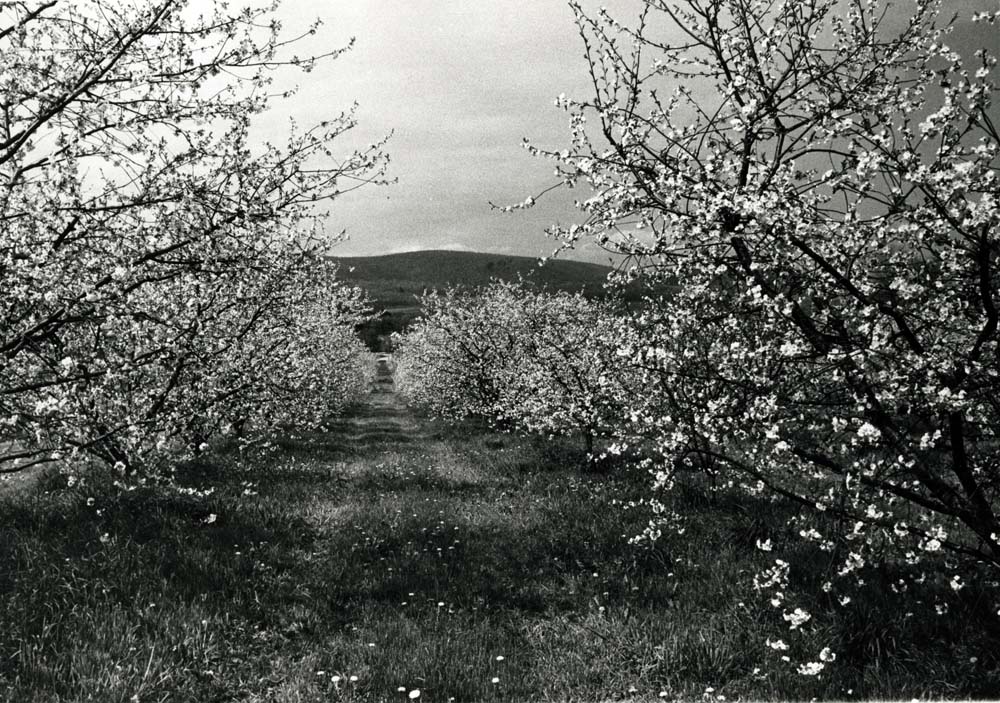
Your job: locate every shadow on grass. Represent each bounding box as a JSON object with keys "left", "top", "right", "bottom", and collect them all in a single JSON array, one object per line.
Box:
[
  {"left": 0, "top": 483, "right": 318, "bottom": 608},
  {"left": 3, "top": 406, "right": 1000, "bottom": 701},
  {"left": 272, "top": 427, "right": 436, "bottom": 463},
  {"left": 0, "top": 474, "right": 341, "bottom": 699},
  {"left": 0, "top": 443, "right": 675, "bottom": 701}
]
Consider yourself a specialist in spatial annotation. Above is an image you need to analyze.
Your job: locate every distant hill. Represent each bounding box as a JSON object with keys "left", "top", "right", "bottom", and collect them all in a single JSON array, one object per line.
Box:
[
  {"left": 330, "top": 250, "right": 615, "bottom": 307},
  {"left": 328, "top": 250, "right": 620, "bottom": 350}
]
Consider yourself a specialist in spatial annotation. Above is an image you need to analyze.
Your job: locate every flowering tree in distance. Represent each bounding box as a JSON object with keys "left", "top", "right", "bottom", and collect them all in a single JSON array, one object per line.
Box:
[
  {"left": 394, "top": 286, "right": 518, "bottom": 426},
  {"left": 395, "top": 282, "right": 634, "bottom": 455},
  {"left": 0, "top": 0, "right": 385, "bottom": 475}
]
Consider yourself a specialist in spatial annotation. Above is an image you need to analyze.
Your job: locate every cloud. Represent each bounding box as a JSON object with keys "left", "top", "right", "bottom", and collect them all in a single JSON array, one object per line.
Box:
[
  {"left": 382, "top": 242, "right": 429, "bottom": 255},
  {"left": 380, "top": 241, "right": 473, "bottom": 256},
  {"left": 272, "top": 0, "right": 1000, "bottom": 268}
]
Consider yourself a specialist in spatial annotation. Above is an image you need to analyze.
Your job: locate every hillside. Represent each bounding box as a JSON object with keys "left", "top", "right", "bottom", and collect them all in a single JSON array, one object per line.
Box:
[
  {"left": 329, "top": 250, "right": 621, "bottom": 349},
  {"left": 330, "top": 250, "right": 615, "bottom": 308}
]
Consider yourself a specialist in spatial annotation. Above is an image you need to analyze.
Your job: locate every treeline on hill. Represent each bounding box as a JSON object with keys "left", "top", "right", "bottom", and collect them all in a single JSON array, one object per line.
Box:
[{"left": 330, "top": 250, "right": 653, "bottom": 350}]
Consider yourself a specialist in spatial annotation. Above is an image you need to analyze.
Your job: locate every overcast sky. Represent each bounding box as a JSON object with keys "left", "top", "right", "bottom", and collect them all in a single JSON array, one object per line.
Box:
[
  {"left": 249, "top": 0, "right": 636, "bottom": 265},
  {"left": 255, "top": 0, "right": 998, "bottom": 265}
]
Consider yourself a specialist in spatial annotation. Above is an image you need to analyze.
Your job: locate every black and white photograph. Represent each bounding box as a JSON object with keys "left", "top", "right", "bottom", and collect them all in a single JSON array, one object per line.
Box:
[{"left": 1, "top": 0, "right": 999, "bottom": 700}]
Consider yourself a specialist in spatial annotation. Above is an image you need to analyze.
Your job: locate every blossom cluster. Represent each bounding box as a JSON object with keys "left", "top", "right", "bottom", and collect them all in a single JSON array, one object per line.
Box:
[
  {"left": 0, "top": 0, "right": 381, "bottom": 476},
  {"left": 522, "top": 0, "right": 1000, "bottom": 675}
]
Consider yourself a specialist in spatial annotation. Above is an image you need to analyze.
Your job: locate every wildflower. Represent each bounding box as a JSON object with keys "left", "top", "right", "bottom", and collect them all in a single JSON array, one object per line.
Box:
[
  {"left": 349, "top": 675, "right": 358, "bottom": 682},
  {"left": 492, "top": 677, "right": 500, "bottom": 684},
  {"left": 837, "top": 552, "right": 864, "bottom": 576},
  {"left": 332, "top": 675, "right": 341, "bottom": 683},
  {"left": 797, "top": 661, "right": 824, "bottom": 676},
  {"left": 782, "top": 607, "right": 811, "bottom": 629},
  {"left": 819, "top": 647, "right": 836, "bottom": 662},
  {"left": 409, "top": 690, "right": 421, "bottom": 700},
  {"left": 495, "top": 655, "right": 505, "bottom": 661}
]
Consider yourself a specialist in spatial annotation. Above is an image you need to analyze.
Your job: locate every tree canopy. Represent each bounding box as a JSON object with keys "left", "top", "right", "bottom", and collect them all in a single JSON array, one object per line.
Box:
[{"left": 0, "top": 0, "right": 383, "bottom": 475}]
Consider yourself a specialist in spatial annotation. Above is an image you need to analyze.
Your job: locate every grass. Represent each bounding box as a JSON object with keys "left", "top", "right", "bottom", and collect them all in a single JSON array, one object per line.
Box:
[{"left": 1, "top": 390, "right": 998, "bottom": 701}]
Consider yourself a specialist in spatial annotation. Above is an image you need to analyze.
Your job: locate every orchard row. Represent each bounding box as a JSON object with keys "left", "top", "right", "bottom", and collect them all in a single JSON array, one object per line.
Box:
[
  {"left": 393, "top": 0, "right": 1000, "bottom": 669},
  {"left": 0, "top": 2, "right": 379, "bottom": 478}
]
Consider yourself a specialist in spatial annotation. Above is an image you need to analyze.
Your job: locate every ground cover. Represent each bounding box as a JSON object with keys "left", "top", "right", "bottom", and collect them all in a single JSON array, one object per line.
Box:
[{"left": 0, "top": 373, "right": 996, "bottom": 702}]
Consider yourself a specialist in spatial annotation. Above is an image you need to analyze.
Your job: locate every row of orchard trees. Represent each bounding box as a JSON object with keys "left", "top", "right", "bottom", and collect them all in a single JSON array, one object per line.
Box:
[
  {"left": 395, "top": 282, "right": 638, "bottom": 454},
  {"left": 1, "top": 0, "right": 378, "bottom": 477},
  {"left": 538, "top": 0, "right": 1000, "bottom": 570},
  {"left": 397, "top": 0, "right": 1000, "bottom": 675}
]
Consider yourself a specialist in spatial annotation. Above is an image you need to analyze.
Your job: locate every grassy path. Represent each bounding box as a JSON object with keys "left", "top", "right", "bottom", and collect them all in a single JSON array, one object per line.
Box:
[
  {"left": 0, "top": 361, "right": 689, "bottom": 702},
  {"left": 1, "top": 362, "right": 995, "bottom": 701},
  {"left": 252, "top": 360, "right": 686, "bottom": 700}
]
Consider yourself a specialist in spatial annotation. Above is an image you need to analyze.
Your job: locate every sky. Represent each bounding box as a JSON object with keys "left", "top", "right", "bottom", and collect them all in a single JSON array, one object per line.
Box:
[
  {"left": 253, "top": 0, "right": 999, "bottom": 266},
  {"left": 254, "top": 0, "right": 634, "bottom": 265}
]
